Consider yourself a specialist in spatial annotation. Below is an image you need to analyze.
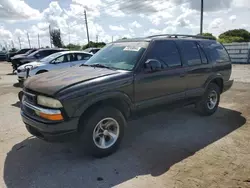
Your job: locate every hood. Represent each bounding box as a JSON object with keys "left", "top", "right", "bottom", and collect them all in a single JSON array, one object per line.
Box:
[
  {"left": 24, "top": 67, "right": 119, "bottom": 96},
  {"left": 13, "top": 54, "right": 27, "bottom": 59},
  {"left": 12, "top": 55, "right": 35, "bottom": 61}
]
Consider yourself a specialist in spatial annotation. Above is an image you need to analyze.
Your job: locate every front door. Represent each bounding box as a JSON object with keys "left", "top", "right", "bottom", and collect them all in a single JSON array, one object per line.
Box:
[
  {"left": 52, "top": 54, "right": 73, "bottom": 70},
  {"left": 134, "top": 40, "right": 187, "bottom": 109}
]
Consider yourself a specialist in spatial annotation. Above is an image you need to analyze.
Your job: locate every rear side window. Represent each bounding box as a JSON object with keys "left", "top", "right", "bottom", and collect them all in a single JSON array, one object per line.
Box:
[
  {"left": 147, "top": 40, "right": 182, "bottom": 68},
  {"left": 179, "top": 41, "right": 201, "bottom": 66},
  {"left": 39, "top": 50, "right": 53, "bottom": 57},
  {"left": 202, "top": 41, "right": 230, "bottom": 63},
  {"left": 74, "top": 53, "right": 92, "bottom": 61}
]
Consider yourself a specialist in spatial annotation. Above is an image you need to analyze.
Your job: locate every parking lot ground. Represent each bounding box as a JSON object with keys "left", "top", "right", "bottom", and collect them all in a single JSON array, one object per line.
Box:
[{"left": 0, "top": 61, "right": 250, "bottom": 188}]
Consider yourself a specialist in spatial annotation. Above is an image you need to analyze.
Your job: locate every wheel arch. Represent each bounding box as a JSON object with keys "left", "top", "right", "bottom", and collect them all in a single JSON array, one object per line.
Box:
[
  {"left": 36, "top": 69, "right": 48, "bottom": 74},
  {"left": 75, "top": 92, "right": 134, "bottom": 128},
  {"left": 204, "top": 74, "right": 224, "bottom": 93}
]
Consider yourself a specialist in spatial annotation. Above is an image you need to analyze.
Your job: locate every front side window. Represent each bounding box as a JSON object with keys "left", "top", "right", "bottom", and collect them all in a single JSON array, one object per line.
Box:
[
  {"left": 54, "top": 54, "right": 70, "bottom": 64},
  {"left": 179, "top": 41, "right": 201, "bottom": 66},
  {"left": 146, "top": 40, "right": 182, "bottom": 68},
  {"left": 85, "top": 42, "right": 148, "bottom": 70}
]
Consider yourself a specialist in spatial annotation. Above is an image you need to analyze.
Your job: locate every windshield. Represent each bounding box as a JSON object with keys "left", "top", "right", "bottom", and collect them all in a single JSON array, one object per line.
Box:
[
  {"left": 39, "top": 52, "right": 65, "bottom": 62},
  {"left": 28, "top": 50, "right": 39, "bottom": 57},
  {"left": 24, "top": 49, "right": 35, "bottom": 55},
  {"left": 85, "top": 42, "right": 148, "bottom": 70},
  {"left": 17, "top": 49, "right": 29, "bottom": 54}
]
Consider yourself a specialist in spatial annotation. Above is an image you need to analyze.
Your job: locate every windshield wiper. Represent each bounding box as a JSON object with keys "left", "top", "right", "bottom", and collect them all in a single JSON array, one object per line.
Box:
[
  {"left": 80, "top": 64, "right": 91, "bottom": 67},
  {"left": 89, "top": 64, "right": 115, "bottom": 70}
]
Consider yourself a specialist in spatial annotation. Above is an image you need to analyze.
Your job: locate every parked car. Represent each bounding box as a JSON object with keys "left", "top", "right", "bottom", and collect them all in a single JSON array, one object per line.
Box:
[
  {"left": 0, "top": 51, "right": 6, "bottom": 61},
  {"left": 11, "top": 49, "right": 37, "bottom": 60},
  {"left": 17, "top": 51, "right": 92, "bottom": 83},
  {"left": 7, "top": 48, "right": 32, "bottom": 62},
  {"left": 11, "top": 48, "right": 67, "bottom": 72},
  {"left": 20, "top": 34, "right": 233, "bottom": 158},
  {"left": 84, "top": 48, "right": 101, "bottom": 54}
]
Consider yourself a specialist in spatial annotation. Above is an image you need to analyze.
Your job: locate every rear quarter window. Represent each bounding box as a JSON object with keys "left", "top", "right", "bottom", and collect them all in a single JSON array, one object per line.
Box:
[{"left": 201, "top": 41, "right": 230, "bottom": 63}]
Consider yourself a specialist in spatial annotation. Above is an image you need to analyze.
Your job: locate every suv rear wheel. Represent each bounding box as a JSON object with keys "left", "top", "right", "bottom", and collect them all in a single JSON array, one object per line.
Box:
[
  {"left": 196, "top": 83, "right": 220, "bottom": 116},
  {"left": 78, "top": 106, "right": 126, "bottom": 158}
]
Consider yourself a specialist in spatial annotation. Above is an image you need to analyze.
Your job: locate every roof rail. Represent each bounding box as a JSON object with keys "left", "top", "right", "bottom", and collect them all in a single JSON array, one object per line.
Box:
[{"left": 146, "top": 34, "right": 216, "bottom": 40}]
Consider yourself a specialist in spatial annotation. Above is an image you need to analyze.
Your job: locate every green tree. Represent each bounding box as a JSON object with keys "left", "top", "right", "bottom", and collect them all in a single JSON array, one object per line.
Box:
[
  {"left": 82, "top": 41, "right": 106, "bottom": 50},
  {"left": 201, "top": 33, "right": 217, "bottom": 40},
  {"left": 218, "top": 36, "right": 245, "bottom": 43},
  {"left": 65, "top": 43, "right": 82, "bottom": 50},
  {"left": 9, "top": 48, "right": 17, "bottom": 52},
  {"left": 50, "top": 29, "right": 63, "bottom": 48},
  {"left": 219, "top": 29, "right": 250, "bottom": 42}
]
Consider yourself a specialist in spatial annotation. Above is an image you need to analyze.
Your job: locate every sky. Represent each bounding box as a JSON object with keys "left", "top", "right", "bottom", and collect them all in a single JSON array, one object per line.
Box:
[{"left": 0, "top": 0, "right": 250, "bottom": 49}]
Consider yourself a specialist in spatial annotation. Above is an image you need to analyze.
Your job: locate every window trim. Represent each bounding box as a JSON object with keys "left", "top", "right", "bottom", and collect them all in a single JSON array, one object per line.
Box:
[{"left": 196, "top": 42, "right": 208, "bottom": 64}]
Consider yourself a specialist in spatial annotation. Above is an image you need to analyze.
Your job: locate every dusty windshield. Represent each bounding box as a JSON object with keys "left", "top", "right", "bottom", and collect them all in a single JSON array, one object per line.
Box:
[{"left": 85, "top": 42, "right": 148, "bottom": 70}]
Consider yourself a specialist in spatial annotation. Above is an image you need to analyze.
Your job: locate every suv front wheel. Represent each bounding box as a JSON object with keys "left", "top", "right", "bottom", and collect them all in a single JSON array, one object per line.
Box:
[
  {"left": 196, "top": 83, "right": 220, "bottom": 116},
  {"left": 79, "top": 106, "right": 126, "bottom": 158}
]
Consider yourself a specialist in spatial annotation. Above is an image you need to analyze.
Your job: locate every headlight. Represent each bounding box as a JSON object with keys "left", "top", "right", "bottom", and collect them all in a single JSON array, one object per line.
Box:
[
  {"left": 25, "top": 65, "right": 38, "bottom": 70},
  {"left": 37, "top": 95, "right": 63, "bottom": 108}
]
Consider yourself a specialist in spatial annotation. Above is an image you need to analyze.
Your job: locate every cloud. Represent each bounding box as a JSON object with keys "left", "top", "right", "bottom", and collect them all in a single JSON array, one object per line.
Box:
[
  {"left": 129, "top": 28, "right": 134, "bottom": 33},
  {"left": 0, "top": 0, "right": 41, "bottom": 20},
  {"left": 229, "top": 15, "right": 236, "bottom": 22},
  {"left": 104, "top": 4, "right": 125, "bottom": 17},
  {"left": 129, "top": 21, "right": 142, "bottom": 28},
  {"left": 109, "top": 25, "right": 126, "bottom": 31},
  {"left": 232, "top": 0, "right": 250, "bottom": 8},
  {"left": 208, "top": 18, "right": 223, "bottom": 30},
  {"left": 187, "top": 0, "right": 233, "bottom": 12},
  {"left": 0, "top": 26, "right": 12, "bottom": 39}
]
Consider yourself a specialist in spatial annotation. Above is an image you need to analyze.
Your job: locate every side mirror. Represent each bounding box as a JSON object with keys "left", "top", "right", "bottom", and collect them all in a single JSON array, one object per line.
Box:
[{"left": 144, "top": 59, "right": 162, "bottom": 72}]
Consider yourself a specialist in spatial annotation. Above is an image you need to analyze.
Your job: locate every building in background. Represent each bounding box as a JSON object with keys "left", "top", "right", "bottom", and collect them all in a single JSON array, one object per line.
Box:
[{"left": 224, "top": 42, "right": 250, "bottom": 64}]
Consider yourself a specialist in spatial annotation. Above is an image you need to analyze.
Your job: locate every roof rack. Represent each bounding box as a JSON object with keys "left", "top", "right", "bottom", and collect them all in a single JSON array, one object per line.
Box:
[{"left": 146, "top": 34, "right": 216, "bottom": 40}]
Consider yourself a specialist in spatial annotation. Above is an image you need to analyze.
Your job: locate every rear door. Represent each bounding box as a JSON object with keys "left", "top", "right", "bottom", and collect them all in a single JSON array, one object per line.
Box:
[
  {"left": 176, "top": 40, "right": 212, "bottom": 97},
  {"left": 134, "top": 40, "right": 187, "bottom": 109}
]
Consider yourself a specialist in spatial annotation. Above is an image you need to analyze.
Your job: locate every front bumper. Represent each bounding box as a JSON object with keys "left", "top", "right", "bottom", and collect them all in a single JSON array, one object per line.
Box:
[
  {"left": 21, "top": 96, "right": 79, "bottom": 142},
  {"left": 223, "top": 80, "right": 234, "bottom": 93},
  {"left": 22, "top": 111, "right": 79, "bottom": 142},
  {"left": 17, "top": 69, "right": 34, "bottom": 82}
]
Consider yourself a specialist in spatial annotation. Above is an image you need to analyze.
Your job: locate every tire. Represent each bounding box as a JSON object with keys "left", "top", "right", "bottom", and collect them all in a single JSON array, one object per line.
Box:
[
  {"left": 36, "top": 70, "right": 48, "bottom": 74},
  {"left": 196, "top": 83, "right": 220, "bottom": 116},
  {"left": 78, "top": 106, "right": 126, "bottom": 158}
]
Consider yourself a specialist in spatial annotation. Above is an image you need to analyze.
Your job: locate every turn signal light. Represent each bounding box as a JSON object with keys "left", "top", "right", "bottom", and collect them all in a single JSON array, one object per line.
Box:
[{"left": 36, "top": 111, "right": 64, "bottom": 121}]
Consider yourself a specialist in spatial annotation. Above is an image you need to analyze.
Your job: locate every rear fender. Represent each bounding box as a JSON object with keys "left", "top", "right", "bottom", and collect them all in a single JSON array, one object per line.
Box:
[{"left": 203, "top": 73, "right": 223, "bottom": 90}]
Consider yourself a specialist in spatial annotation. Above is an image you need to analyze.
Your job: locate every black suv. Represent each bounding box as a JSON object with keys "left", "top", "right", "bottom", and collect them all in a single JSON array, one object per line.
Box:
[
  {"left": 20, "top": 34, "right": 233, "bottom": 158},
  {"left": 7, "top": 48, "right": 32, "bottom": 62},
  {"left": 11, "top": 48, "right": 67, "bottom": 71}
]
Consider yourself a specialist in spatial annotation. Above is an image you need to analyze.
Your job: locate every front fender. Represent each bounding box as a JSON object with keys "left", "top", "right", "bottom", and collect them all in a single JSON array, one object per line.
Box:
[{"left": 73, "top": 91, "right": 134, "bottom": 117}]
